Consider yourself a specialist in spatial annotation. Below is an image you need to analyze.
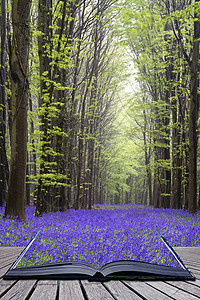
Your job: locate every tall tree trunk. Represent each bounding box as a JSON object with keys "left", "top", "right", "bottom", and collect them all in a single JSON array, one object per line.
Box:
[
  {"left": 159, "top": 23, "right": 172, "bottom": 209},
  {"left": 87, "top": 136, "right": 94, "bottom": 209},
  {"left": 188, "top": 0, "right": 200, "bottom": 213},
  {"left": 35, "top": 0, "right": 52, "bottom": 216},
  {"left": 5, "top": 0, "right": 32, "bottom": 219},
  {"left": 0, "top": 0, "right": 9, "bottom": 206},
  {"left": 171, "top": 59, "right": 184, "bottom": 209},
  {"left": 171, "top": 108, "right": 182, "bottom": 209},
  {"left": 29, "top": 96, "right": 37, "bottom": 203},
  {"left": 74, "top": 93, "right": 86, "bottom": 210},
  {"left": 26, "top": 152, "right": 30, "bottom": 206},
  {"left": 143, "top": 108, "right": 152, "bottom": 206}
]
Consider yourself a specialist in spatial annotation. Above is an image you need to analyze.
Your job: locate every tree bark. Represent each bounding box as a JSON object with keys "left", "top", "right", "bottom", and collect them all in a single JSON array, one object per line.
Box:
[
  {"left": 35, "top": 0, "right": 52, "bottom": 216},
  {"left": 142, "top": 108, "right": 152, "bottom": 206},
  {"left": 171, "top": 105, "right": 182, "bottom": 209},
  {"left": 188, "top": 0, "right": 200, "bottom": 213},
  {"left": 5, "top": 0, "right": 32, "bottom": 219},
  {"left": 0, "top": 0, "right": 9, "bottom": 206}
]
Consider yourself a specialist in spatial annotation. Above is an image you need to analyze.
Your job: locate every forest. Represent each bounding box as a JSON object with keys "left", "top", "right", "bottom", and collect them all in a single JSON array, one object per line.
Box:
[{"left": 0, "top": 0, "right": 200, "bottom": 220}]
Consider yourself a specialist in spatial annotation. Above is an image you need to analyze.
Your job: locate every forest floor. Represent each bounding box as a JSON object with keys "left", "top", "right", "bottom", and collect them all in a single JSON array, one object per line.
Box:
[{"left": 0, "top": 205, "right": 199, "bottom": 269}]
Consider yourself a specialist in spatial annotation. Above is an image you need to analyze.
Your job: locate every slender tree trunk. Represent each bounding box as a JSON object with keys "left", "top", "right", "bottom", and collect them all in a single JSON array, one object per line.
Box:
[
  {"left": 6, "top": 6, "right": 12, "bottom": 141},
  {"left": 5, "top": 0, "right": 32, "bottom": 219},
  {"left": 35, "top": 0, "right": 52, "bottom": 216},
  {"left": 29, "top": 97, "right": 37, "bottom": 203},
  {"left": 160, "top": 24, "right": 172, "bottom": 209},
  {"left": 188, "top": 1, "right": 200, "bottom": 213},
  {"left": 0, "top": 0, "right": 9, "bottom": 206},
  {"left": 87, "top": 136, "right": 94, "bottom": 209},
  {"left": 171, "top": 90, "right": 182, "bottom": 209},
  {"left": 181, "top": 91, "right": 189, "bottom": 210},
  {"left": 153, "top": 173, "right": 160, "bottom": 209},
  {"left": 26, "top": 153, "right": 30, "bottom": 206},
  {"left": 143, "top": 108, "right": 152, "bottom": 206},
  {"left": 74, "top": 93, "right": 86, "bottom": 210}
]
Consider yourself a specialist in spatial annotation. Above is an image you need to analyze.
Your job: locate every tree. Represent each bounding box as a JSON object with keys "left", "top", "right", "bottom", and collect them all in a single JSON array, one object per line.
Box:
[
  {"left": 188, "top": 0, "right": 200, "bottom": 213},
  {"left": 32, "top": 0, "right": 120, "bottom": 213},
  {"left": 35, "top": 0, "right": 79, "bottom": 215},
  {"left": 117, "top": 0, "right": 200, "bottom": 212},
  {"left": 120, "top": 1, "right": 173, "bottom": 208},
  {"left": 35, "top": 0, "right": 53, "bottom": 215},
  {"left": 5, "top": 0, "right": 32, "bottom": 219},
  {"left": 0, "top": 0, "right": 9, "bottom": 206},
  {"left": 166, "top": 0, "right": 200, "bottom": 212}
]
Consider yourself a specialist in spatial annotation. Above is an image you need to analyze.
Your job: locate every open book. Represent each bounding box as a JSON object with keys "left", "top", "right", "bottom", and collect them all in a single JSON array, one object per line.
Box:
[{"left": 4, "top": 232, "right": 195, "bottom": 281}]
